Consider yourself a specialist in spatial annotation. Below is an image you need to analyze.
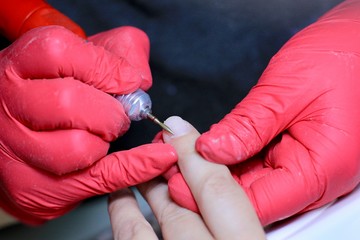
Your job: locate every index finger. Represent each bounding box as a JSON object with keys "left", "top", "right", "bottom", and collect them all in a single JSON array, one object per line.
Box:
[
  {"left": 10, "top": 26, "right": 143, "bottom": 94},
  {"left": 163, "top": 116, "right": 265, "bottom": 239},
  {"left": 89, "top": 26, "right": 152, "bottom": 91}
]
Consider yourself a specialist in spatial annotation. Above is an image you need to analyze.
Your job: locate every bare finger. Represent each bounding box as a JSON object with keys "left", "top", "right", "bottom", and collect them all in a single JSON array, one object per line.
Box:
[
  {"left": 108, "top": 188, "right": 158, "bottom": 240},
  {"left": 163, "top": 116, "right": 265, "bottom": 239},
  {"left": 138, "top": 179, "right": 214, "bottom": 240}
]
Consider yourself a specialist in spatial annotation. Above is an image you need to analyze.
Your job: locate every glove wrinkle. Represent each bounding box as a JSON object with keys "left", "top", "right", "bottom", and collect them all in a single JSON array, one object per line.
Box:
[
  {"left": 171, "top": 0, "right": 360, "bottom": 226},
  {"left": 0, "top": 25, "right": 169, "bottom": 224}
]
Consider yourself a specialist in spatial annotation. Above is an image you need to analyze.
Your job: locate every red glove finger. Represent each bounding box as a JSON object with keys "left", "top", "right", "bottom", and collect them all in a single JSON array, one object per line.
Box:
[
  {"left": 168, "top": 173, "right": 198, "bottom": 213},
  {"left": 151, "top": 131, "right": 180, "bottom": 180},
  {"left": 5, "top": 77, "right": 127, "bottom": 140},
  {"left": 89, "top": 26, "right": 152, "bottom": 91},
  {"left": 3, "top": 128, "right": 109, "bottom": 175},
  {"left": 0, "top": 143, "right": 176, "bottom": 225},
  {"left": 9, "top": 26, "right": 144, "bottom": 94}
]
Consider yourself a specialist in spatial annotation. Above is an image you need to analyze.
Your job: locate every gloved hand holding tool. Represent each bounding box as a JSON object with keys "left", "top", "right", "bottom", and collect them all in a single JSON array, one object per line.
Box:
[
  {"left": 167, "top": 0, "right": 360, "bottom": 226},
  {"left": 0, "top": 0, "right": 176, "bottom": 225}
]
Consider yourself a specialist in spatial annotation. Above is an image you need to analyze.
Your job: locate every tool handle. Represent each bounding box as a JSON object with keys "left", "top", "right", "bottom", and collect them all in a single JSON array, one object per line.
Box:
[{"left": 115, "top": 89, "right": 152, "bottom": 121}]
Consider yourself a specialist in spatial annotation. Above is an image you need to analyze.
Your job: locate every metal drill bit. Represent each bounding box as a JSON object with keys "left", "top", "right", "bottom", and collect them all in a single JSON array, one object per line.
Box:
[
  {"left": 146, "top": 112, "right": 174, "bottom": 134},
  {"left": 115, "top": 89, "right": 173, "bottom": 134}
]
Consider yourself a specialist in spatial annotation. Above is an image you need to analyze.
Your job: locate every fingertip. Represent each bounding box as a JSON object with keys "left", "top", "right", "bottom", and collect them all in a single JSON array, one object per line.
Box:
[
  {"left": 163, "top": 116, "right": 196, "bottom": 142},
  {"left": 168, "top": 173, "right": 199, "bottom": 213},
  {"left": 195, "top": 133, "right": 218, "bottom": 161},
  {"left": 195, "top": 131, "right": 243, "bottom": 165}
]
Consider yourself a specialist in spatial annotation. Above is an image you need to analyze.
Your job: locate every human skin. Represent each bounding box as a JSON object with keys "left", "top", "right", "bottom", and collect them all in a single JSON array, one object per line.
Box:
[{"left": 108, "top": 116, "right": 265, "bottom": 240}]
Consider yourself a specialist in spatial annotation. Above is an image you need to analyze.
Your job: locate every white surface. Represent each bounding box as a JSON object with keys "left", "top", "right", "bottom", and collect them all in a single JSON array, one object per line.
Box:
[{"left": 266, "top": 185, "right": 360, "bottom": 240}]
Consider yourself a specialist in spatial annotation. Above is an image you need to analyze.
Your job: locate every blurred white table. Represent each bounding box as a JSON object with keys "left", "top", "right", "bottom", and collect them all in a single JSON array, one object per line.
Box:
[{"left": 266, "top": 184, "right": 360, "bottom": 240}]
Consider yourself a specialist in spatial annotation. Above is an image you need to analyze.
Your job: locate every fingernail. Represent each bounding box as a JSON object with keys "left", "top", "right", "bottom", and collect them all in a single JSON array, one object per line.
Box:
[{"left": 164, "top": 116, "right": 193, "bottom": 138}]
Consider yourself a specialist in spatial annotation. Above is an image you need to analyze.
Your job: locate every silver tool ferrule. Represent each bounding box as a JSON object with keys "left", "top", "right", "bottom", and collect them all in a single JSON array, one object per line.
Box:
[{"left": 115, "top": 89, "right": 152, "bottom": 121}]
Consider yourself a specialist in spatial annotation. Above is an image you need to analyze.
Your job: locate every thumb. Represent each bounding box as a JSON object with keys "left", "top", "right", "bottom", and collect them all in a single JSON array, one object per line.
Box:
[
  {"left": 196, "top": 26, "right": 323, "bottom": 165},
  {"left": 196, "top": 77, "right": 306, "bottom": 165}
]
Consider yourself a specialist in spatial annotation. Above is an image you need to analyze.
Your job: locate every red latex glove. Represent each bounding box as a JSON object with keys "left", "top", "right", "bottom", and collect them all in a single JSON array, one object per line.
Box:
[
  {"left": 0, "top": 0, "right": 86, "bottom": 40},
  {"left": 0, "top": 26, "right": 176, "bottom": 225},
  {"left": 167, "top": 0, "right": 360, "bottom": 226}
]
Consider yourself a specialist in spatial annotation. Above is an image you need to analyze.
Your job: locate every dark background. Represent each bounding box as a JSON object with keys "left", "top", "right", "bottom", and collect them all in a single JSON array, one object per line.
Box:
[{"left": 0, "top": 0, "right": 343, "bottom": 239}]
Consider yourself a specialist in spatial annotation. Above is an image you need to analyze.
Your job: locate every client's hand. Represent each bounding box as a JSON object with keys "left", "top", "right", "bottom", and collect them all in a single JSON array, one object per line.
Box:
[{"left": 108, "top": 116, "right": 265, "bottom": 239}]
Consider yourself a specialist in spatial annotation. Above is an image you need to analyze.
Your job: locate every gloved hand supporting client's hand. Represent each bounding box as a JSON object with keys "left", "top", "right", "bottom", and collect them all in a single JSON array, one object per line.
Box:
[{"left": 168, "top": 0, "right": 360, "bottom": 225}]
